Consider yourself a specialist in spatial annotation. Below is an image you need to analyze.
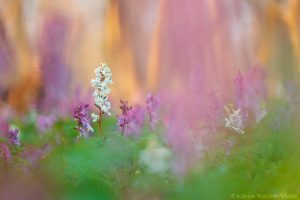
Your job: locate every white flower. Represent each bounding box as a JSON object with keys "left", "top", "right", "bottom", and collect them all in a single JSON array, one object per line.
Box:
[
  {"left": 224, "top": 104, "right": 244, "bottom": 134},
  {"left": 91, "top": 113, "right": 99, "bottom": 122},
  {"left": 95, "top": 68, "right": 101, "bottom": 77},
  {"left": 139, "top": 139, "right": 172, "bottom": 174},
  {"left": 79, "top": 125, "right": 94, "bottom": 138},
  {"left": 86, "top": 125, "right": 94, "bottom": 133},
  {"left": 91, "top": 63, "right": 113, "bottom": 116}
]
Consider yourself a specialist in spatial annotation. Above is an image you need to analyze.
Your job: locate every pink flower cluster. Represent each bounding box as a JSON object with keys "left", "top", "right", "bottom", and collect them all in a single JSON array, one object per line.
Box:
[
  {"left": 234, "top": 64, "right": 267, "bottom": 124},
  {"left": 37, "top": 115, "right": 57, "bottom": 133},
  {"left": 117, "top": 100, "right": 133, "bottom": 135},
  {"left": 117, "top": 101, "right": 145, "bottom": 136},
  {"left": 72, "top": 103, "right": 93, "bottom": 138},
  {"left": 116, "top": 93, "right": 160, "bottom": 136},
  {"left": 146, "top": 93, "right": 160, "bottom": 130},
  {"left": 8, "top": 129, "right": 20, "bottom": 146}
]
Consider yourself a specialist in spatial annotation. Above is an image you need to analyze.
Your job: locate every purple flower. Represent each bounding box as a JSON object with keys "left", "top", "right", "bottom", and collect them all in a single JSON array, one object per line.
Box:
[
  {"left": 165, "top": 106, "right": 194, "bottom": 176},
  {"left": 119, "top": 100, "right": 132, "bottom": 115},
  {"left": 8, "top": 129, "right": 20, "bottom": 146},
  {"left": 38, "top": 13, "right": 71, "bottom": 113},
  {"left": 72, "top": 103, "right": 94, "bottom": 138},
  {"left": 117, "top": 100, "right": 132, "bottom": 135},
  {"left": 203, "top": 91, "right": 224, "bottom": 129},
  {"left": 234, "top": 64, "right": 267, "bottom": 123},
  {"left": 124, "top": 106, "right": 145, "bottom": 136},
  {"left": 37, "top": 114, "right": 57, "bottom": 133},
  {"left": 146, "top": 93, "right": 160, "bottom": 130}
]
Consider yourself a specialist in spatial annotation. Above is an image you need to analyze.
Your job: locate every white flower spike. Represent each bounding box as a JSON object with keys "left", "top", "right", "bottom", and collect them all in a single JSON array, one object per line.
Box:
[
  {"left": 224, "top": 104, "right": 245, "bottom": 134},
  {"left": 91, "top": 113, "right": 100, "bottom": 123},
  {"left": 91, "top": 63, "right": 113, "bottom": 118}
]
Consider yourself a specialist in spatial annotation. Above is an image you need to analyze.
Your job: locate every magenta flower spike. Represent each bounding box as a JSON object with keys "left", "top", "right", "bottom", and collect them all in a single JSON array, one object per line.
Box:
[
  {"left": 38, "top": 13, "right": 71, "bottom": 113},
  {"left": 91, "top": 63, "right": 113, "bottom": 134},
  {"left": 234, "top": 64, "right": 267, "bottom": 124},
  {"left": 37, "top": 114, "right": 57, "bottom": 133},
  {"left": 72, "top": 103, "right": 94, "bottom": 138},
  {"left": 119, "top": 105, "right": 145, "bottom": 137},
  {"left": 146, "top": 93, "right": 160, "bottom": 130},
  {"left": 8, "top": 129, "right": 20, "bottom": 146},
  {"left": 125, "top": 106, "right": 145, "bottom": 136},
  {"left": 117, "top": 100, "right": 132, "bottom": 135}
]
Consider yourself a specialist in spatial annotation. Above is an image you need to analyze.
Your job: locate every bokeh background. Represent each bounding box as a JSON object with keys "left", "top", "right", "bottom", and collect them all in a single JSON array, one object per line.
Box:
[
  {"left": 0, "top": 0, "right": 300, "bottom": 112},
  {"left": 1, "top": 1, "right": 300, "bottom": 199}
]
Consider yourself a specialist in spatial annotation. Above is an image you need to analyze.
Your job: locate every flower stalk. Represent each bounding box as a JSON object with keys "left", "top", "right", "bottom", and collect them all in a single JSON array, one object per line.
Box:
[
  {"left": 91, "top": 63, "right": 113, "bottom": 135},
  {"left": 224, "top": 103, "right": 244, "bottom": 134},
  {"left": 117, "top": 100, "right": 132, "bottom": 136},
  {"left": 72, "top": 103, "right": 94, "bottom": 138}
]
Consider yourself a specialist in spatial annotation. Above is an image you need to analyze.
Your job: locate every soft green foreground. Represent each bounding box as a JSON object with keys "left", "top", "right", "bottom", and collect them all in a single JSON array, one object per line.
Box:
[{"left": 4, "top": 102, "right": 300, "bottom": 200}]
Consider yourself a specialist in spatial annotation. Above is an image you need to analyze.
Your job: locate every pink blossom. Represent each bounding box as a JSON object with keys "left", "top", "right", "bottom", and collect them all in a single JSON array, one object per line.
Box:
[
  {"left": 234, "top": 64, "right": 267, "bottom": 123},
  {"left": 37, "top": 114, "right": 57, "bottom": 133},
  {"left": 124, "top": 106, "right": 145, "bottom": 137},
  {"left": 38, "top": 13, "right": 71, "bottom": 113},
  {"left": 117, "top": 100, "right": 132, "bottom": 135},
  {"left": 146, "top": 93, "right": 160, "bottom": 130},
  {"left": 8, "top": 129, "right": 20, "bottom": 146},
  {"left": 72, "top": 103, "right": 94, "bottom": 138}
]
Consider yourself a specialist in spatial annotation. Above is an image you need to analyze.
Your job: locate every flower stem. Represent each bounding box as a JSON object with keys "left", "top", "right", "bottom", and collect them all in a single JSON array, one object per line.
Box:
[
  {"left": 121, "top": 125, "right": 125, "bottom": 136},
  {"left": 98, "top": 109, "right": 102, "bottom": 135}
]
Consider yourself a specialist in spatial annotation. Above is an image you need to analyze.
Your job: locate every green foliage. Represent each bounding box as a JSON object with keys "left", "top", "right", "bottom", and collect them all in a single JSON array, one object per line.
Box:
[
  {"left": 3, "top": 107, "right": 300, "bottom": 200},
  {"left": 43, "top": 130, "right": 137, "bottom": 199},
  {"left": 171, "top": 114, "right": 300, "bottom": 200}
]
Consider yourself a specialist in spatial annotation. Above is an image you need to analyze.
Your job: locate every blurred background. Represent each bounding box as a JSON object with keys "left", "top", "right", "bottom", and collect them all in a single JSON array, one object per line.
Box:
[
  {"left": 0, "top": 1, "right": 300, "bottom": 199},
  {"left": 0, "top": 0, "right": 300, "bottom": 113}
]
